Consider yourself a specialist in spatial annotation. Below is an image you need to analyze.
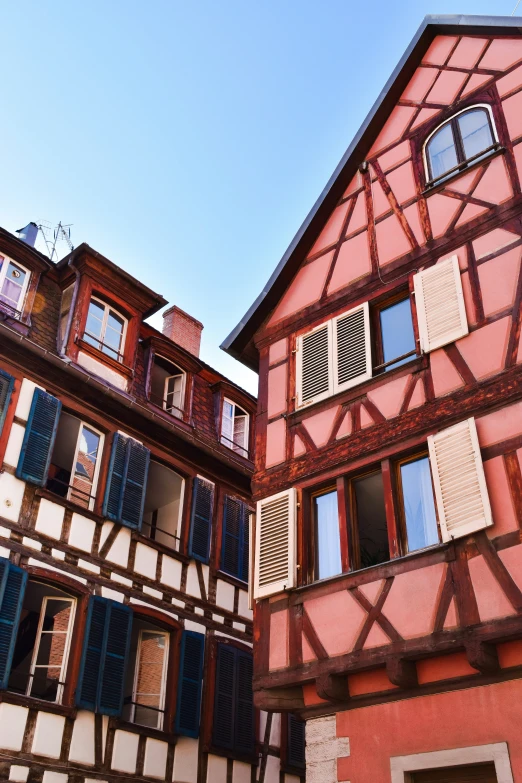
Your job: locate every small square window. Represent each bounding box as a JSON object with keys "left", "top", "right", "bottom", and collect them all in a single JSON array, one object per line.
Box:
[
  {"left": 84, "top": 297, "right": 126, "bottom": 362},
  {"left": 373, "top": 294, "right": 416, "bottom": 373}
]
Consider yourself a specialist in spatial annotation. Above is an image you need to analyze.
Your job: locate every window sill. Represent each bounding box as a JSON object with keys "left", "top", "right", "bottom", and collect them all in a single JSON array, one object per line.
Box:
[
  {"left": 135, "top": 530, "right": 189, "bottom": 563},
  {"left": 146, "top": 399, "right": 191, "bottom": 429},
  {"left": 0, "top": 690, "right": 76, "bottom": 717},
  {"left": 109, "top": 716, "right": 179, "bottom": 743},
  {"left": 76, "top": 337, "right": 134, "bottom": 378},
  {"left": 422, "top": 146, "right": 504, "bottom": 197}
]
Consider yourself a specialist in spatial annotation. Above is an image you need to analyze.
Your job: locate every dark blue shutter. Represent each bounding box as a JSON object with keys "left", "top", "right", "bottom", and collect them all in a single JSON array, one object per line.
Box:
[
  {"left": 76, "top": 597, "right": 132, "bottom": 716},
  {"left": 241, "top": 505, "right": 250, "bottom": 583},
  {"left": 222, "top": 497, "right": 242, "bottom": 579},
  {"left": 213, "top": 644, "right": 236, "bottom": 750},
  {"left": 120, "top": 440, "right": 150, "bottom": 530},
  {"left": 287, "top": 714, "right": 306, "bottom": 770},
  {"left": 103, "top": 434, "right": 150, "bottom": 530},
  {"left": 0, "top": 558, "right": 27, "bottom": 689},
  {"left": 188, "top": 478, "right": 214, "bottom": 563},
  {"left": 234, "top": 649, "right": 254, "bottom": 754},
  {"left": 16, "top": 389, "right": 61, "bottom": 486},
  {"left": 0, "top": 370, "right": 14, "bottom": 437},
  {"left": 103, "top": 434, "right": 127, "bottom": 521},
  {"left": 175, "top": 631, "right": 204, "bottom": 737}
]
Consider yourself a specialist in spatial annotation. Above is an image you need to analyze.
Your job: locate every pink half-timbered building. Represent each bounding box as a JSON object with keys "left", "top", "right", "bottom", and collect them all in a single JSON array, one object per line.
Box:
[{"left": 223, "top": 15, "right": 522, "bottom": 783}]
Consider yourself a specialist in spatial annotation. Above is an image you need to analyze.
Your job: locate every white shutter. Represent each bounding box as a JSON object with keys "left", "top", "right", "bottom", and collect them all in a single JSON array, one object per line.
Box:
[
  {"left": 428, "top": 418, "right": 492, "bottom": 542},
  {"left": 413, "top": 255, "right": 468, "bottom": 353},
  {"left": 164, "top": 374, "right": 185, "bottom": 418},
  {"left": 332, "top": 302, "right": 371, "bottom": 393},
  {"left": 296, "top": 322, "right": 332, "bottom": 408},
  {"left": 233, "top": 412, "right": 249, "bottom": 456},
  {"left": 221, "top": 399, "right": 234, "bottom": 446},
  {"left": 254, "top": 488, "right": 296, "bottom": 600}
]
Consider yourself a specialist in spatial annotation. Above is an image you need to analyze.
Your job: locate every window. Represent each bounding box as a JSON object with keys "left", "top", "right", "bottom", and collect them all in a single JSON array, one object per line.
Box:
[
  {"left": 150, "top": 355, "right": 186, "bottom": 419},
  {"left": 103, "top": 433, "right": 150, "bottom": 530},
  {"left": 142, "top": 461, "right": 184, "bottom": 551},
  {"left": 352, "top": 469, "right": 390, "bottom": 569},
  {"left": 411, "top": 763, "right": 497, "bottom": 782},
  {"left": 0, "top": 255, "right": 30, "bottom": 317},
  {"left": 425, "top": 105, "right": 497, "bottom": 186},
  {"left": 221, "top": 399, "right": 249, "bottom": 458},
  {"left": 212, "top": 644, "right": 254, "bottom": 755},
  {"left": 313, "top": 488, "right": 341, "bottom": 580},
  {"left": 188, "top": 477, "right": 215, "bottom": 563},
  {"left": 84, "top": 297, "right": 127, "bottom": 362},
  {"left": 254, "top": 489, "right": 297, "bottom": 600},
  {"left": 397, "top": 455, "right": 438, "bottom": 552},
  {"left": 8, "top": 580, "right": 76, "bottom": 704},
  {"left": 0, "top": 369, "right": 15, "bottom": 437},
  {"left": 285, "top": 714, "right": 306, "bottom": 772},
  {"left": 374, "top": 295, "right": 416, "bottom": 373},
  {"left": 47, "top": 412, "right": 104, "bottom": 511},
  {"left": 123, "top": 618, "right": 170, "bottom": 730},
  {"left": 221, "top": 496, "right": 250, "bottom": 582}
]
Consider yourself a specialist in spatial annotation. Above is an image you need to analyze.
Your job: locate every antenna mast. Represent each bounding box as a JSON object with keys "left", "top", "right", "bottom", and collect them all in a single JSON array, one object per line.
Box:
[{"left": 37, "top": 221, "right": 74, "bottom": 262}]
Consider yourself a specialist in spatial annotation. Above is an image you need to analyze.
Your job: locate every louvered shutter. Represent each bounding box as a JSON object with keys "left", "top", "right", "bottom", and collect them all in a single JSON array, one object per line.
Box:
[
  {"left": 120, "top": 440, "right": 150, "bottom": 530},
  {"left": 414, "top": 256, "right": 468, "bottom": 353},
  {"left": 248, "top": 512, "right": 254, "bottom": 610},
  {"left": 234, "top": 649, "right": 254, "bottom": 754},
  {"left": 103, "top": 434, "right": 127, "bottom": 521},
  {"left": 222, "top": 496, "right": 242, "bottom": 579},
  {"left": 76, "top": 597, "right": 132, "bottom": 715},
  {"left": 0, "top": 370, "right": 14, "bottom": 437},
  {"left": 0, "top": 558, "right": 27, "bottom": 689},
  {"left": 16, "top": 389, "right": 61, "bottom": 486},
  {"left": 254, "top": 488, "right": 296, "bottom": 600},
  {"left": 175, "top": 631, "right": 204, "bottom": 737},
  {"left": 287, "top": 714, "right": 306, "bottom": 770},
  {"left": 213, "top": 644, "right": 236, "bottom": 750},
  {"left": 428, "top": 418, "right": 492, "bottom": 542},
  {"left": 332, "top": 302, "right": 371, "bottom": 393},
  {"left": 188, "top": 477, "right": 214, "bottom": 563},
  {"left": 241, "top": 504, "right": 250, "bottom": 584},
  {"left": 296, "top": 322, "right": 332, "bottom": 408}
]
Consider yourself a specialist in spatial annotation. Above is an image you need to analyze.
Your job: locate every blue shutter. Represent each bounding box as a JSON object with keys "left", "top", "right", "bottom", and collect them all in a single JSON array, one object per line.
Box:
[
  {"left": 0, "top": 558, "right": 27, "bottom": 689},
  {"left": 0, "top": 370, "right": 14, "bottom": 437},
  {"left": 222, "top": 498, "right": 249, "bottom": 582},
  {"left": 287, "top": 714, "right": 306, "bottom": 770},
  {"left": 188, "top": 478, "right": 214, "bottom": 563},
  {"left": 103, "top": 434, "right": 127, "bottom": 521},
  {"left": 241, "top": 505, "right": 250, "bottom": 584},
  {"left": 16, "top": 389, "right": 61, "bottom": 486},
  {"left": 234, "top": 649, "right": 254, "bottom": 754},
  {"left": 76, "top": 597, "right": 132, "bottom": 716},
  {"left": 103, "top": 434, "right": 150, "bottom": 530},
  {"left": 120, "top": 440, "right": 150, "bottom": 530},
  {"left": 175, "top": 631, "right": 204, "bottom": 737},
  {"left": 213, "top": 644, "right": 236, "bottom": 750}
]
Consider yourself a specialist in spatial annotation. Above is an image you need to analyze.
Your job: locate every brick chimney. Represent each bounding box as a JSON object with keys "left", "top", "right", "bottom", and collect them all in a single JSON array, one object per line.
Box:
[{"left": 162, "top": 305, "right": 203, "bottom": 357}]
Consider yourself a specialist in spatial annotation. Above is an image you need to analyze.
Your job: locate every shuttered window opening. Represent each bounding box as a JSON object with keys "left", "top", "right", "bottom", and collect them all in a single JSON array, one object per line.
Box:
[
  {"left": 16, "top": 389, "right": 62, "bottom": 487},
  {"left": 428, "top": 418, "right": 492, "bottom": 542},
  {"left": 212, "top": 644, "right": 254, "bottom": 755},
  {"left": 221, "top": 496, "right": 250, "bottom": 582},
  {"left": 255, "top": 489, "right": 296, "bottom": 600},
  {"left": 76, "top": 597, "right": 132, "bottom": 716},
  {"left": 298, "top": 323, "right": 331, "bottom": 406},
  {"left": 103, "top": 433, "right": 150, "bottom": 530},
  {"left": 175, "top": 630, "right": 204, "bottom": 737},
  {"left": 287, "top": 714, "right": 306, "bottom": 770},
  {"left": 0, "top": 558, "right": 27, "bottom": 690},
  {"left": 333, "top": 303, "right": 371, "bottom": 393},
  {"left": 0, "top": 370, "right": 14, "bottom": 438},
  {"left": 414, "top": 255, "right": 468, "bottom": 353},
  {"left": 188, "top": 477, "right": 215, "bottom": 563}
]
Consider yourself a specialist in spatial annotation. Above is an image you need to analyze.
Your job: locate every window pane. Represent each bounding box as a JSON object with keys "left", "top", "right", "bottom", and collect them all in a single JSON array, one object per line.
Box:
[
  {"left": 379, "top": 298, "right": 415, "bottom": 370},
  {"left": 353, "top": 471, "right": 390, "bottom": 568},
  {"left": 0, "top": 262, "right": 27, "bottom": 310},
  {"left": 458, "top": 109, "right": 494, "bottom": 161},
  {"left": 133, "top": 631, "right": 167, "bottom": 729},
  {"left": 400, "top": 457, "right": 439, "bottom": 552},
  {"left": 221, "top": 401, "right": 234, "bottom": 446},
  {"left": 70, "top": 426, "right": 101, "bottom": 509},
  {"left": 427, "top": 123, "right": 458, "bottom": 180},
  {"left": 314, "top": 490, "right": 342, "bottom": 580},
  {"left": 86, "top": 300, "right": 104, "bottom": 336}
]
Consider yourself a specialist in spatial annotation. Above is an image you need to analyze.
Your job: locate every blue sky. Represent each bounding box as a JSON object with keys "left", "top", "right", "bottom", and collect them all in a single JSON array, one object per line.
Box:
[{"left": 2, "top": 0, "right": 516, "bottom": 394}]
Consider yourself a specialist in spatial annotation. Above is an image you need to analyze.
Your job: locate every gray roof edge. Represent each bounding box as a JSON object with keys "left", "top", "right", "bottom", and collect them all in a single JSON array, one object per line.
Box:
[{"left": 221, "top": 14, "right": 522, "bottom": 364}]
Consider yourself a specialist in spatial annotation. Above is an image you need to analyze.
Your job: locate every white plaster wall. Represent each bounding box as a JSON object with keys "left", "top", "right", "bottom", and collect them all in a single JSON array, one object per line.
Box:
[
  {"left": 99, "top": 520, "right": 114, "bottom": 549},
  {"left": 42, "top": 773, "right": 67, "bottom": 783},
  {"left": 143, "top": 737, "right": 168, "bottom": 779},
  {"left": 186, "top": 562, "right": 201, "bottom": 598},
  {"left": 3, "top": 423, "right": 25, "bottom": 468},
  {"left": 101, "top": 586, "right": 124, "bottom": 602},
  {"left": 0, "top": 473, "right": 25, "bottom": 523},
  {"left": 8, "top": 766, "right": 29, "bottom": 782},
  {"left": 161, "top": 555, "right": 182, "bottom": 589},
  {"left": 207, "top": 754, "right": 227, "bottom": 783},
  {"left": 106, "top": 527, "right": 131, "bottom": 567},
  {"left": 265, "top": 756, "right": 281, "bottom": 779},
  {"left": 69, "top": 710, "right": 95, "bottom": 765},
  {"left": 270, "top": 712, "right": 281, "bottom": 747},
  {"left": 134, "top": 542, "right": 158, "bottom": 579},
  {"left": 111, "top": 730, "right": 139, "bottom": 773},
  {"left": 238, "top": 589, "right": 253, "bottom": 620},
  {"left": 31, "top": 712, "right": 65, "bottom": 758},
  {"left": 0, "top": 704, "right": 28, "bottom": 751},
  {"left": 172, "top": 736, "right": 199, "bottom": 783},
  {"left": 78, "top": 558, "right": 100, "bottom": 574},
  {"left": 233, "top": 760, "right": 251, "bottom": 783},
  {"left": 77, "top": 352, "right": 127, "bottom": 391},
  {"left": 35, "top": 499, "right": 64, "bottom": 540},
  {"left": 68, "top": 513, "right": 96, "bottom": 552},
  {"left": 216, "top": 579, "right": 235, "bottom": 612},
  {"left": 15, "top": 379, "right": 43, "bottom": 421}
]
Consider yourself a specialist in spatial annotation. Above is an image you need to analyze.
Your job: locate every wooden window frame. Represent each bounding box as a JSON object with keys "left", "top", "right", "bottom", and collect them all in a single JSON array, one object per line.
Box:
[
  {"left": 83, "top": 295, "right": 128, "bottom": 364},
  {"left": 141, "top": 457, "right": 186, "bottom": 553},
  {"left": 370, "top": 289, "right": 418, "bottom": 374},
  {"left": 423, "top": 104, "right": 498, "bottom": 188},
  {"left": 49, "top": 413, "right": 105, "bottom": 513},
  {"left": 394, "top": 450, "right": 441, "bottom": 557},
  {"left": 221, "top": 397, "right": 250, "bottom": 459},
  {"left": 311, "top": 484, "right": 342, "bottom": 583},
  {"left": 0, "top": 254, "right": 31, "bottom": 320}
]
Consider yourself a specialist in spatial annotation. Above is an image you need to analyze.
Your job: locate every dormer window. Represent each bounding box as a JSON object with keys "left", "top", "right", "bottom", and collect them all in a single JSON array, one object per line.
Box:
[
  {"left": 0, "top": 255, "right": 30, "bottom": 318},
  {"left": 84, "top": 297, "right": 127, "bottom": 362},
  {"left": 425, "top": 105, "right": 497, "bottom": 187},
  {"left": 150, "top": 355, "right": 186, "bottom": 419},
  {"left": 221, "top": 399, "right": 249, "bottom": 458}
]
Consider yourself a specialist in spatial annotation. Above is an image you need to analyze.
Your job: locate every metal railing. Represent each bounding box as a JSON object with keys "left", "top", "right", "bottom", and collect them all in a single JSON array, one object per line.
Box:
[
  {"left": 83, "top": 331, "right": 124, "bottom": 362},
  {"left": 46, "top": 475, "right": 95, "bottom": 509},
  {"left": 141, "top": 518, "right": 181, "bottom": 551},
  {"left": 149, "top": 391, "right": 184, "bottom": 419},
  {"left": 220, "top": 434, "right": 249, "bottom": 459}
]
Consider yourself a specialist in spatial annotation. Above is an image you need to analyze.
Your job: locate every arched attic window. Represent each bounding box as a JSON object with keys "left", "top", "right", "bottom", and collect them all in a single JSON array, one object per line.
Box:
[{"left": 424, "top": 105, "right": 498, "bottom": 186}]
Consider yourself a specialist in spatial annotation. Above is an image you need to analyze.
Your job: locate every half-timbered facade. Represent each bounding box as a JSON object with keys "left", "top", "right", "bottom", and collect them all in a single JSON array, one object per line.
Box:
[
  {"left": 0, "top": 227, "right": 305, "bottom": 783},
  {"left": 223, "top": 15, "right": 522, "bottom": 783}
]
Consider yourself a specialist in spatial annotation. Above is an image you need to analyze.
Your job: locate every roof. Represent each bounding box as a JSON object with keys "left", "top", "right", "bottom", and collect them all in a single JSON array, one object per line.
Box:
[{"left": 220, "top": 14, "right": 522, "bottom": 372}]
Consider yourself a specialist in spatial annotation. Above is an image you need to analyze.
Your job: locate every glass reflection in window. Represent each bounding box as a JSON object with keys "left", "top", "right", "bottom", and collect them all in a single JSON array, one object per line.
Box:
[
  {"left": 0, "top": 257, "right": 29, "bottom": 314},
  {"left": 84, "top": 298, "right": 125, "bottom": 361},
  {"left": 400, "top": 456, "right": 438, "bottom": 552},
  {"left": 314, "top": 489, "right": 341, "bottom": 580},
  {"left": 379, "top": 297, "right": 415, "bottom": 371}
]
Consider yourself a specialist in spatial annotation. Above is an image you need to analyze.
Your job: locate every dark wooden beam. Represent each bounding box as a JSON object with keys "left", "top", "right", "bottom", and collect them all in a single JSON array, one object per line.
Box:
[
  {"left": 465, "top": 640, "right": 500, "bottom": 674},
  {"left": 386, "top": 656, "right": 418, "bottom": 688},
  {"left": 316, "top": 673, "right": 350, "bottom": 703}
]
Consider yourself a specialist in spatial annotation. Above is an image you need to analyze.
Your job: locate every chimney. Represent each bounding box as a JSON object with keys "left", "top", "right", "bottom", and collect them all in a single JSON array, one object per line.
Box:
[
  {"left": 162, "top": 305, "right": 203, "bottom": 357},
  {"left": 16, "top": 222, "right": 39, "bottom": 247}
]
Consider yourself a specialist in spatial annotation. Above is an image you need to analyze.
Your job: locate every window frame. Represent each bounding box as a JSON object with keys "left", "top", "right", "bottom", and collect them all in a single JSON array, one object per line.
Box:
[
  {"left": 394, "top": 450, "right": 440, "bottom": 557},
  {"left": 67, "top": 419, "right": 105, "bottom": 512},
  {"left": 0, "top": 254, "right": 31, "bottom": 318},
  {"left": 83, "top": 295, "right": 128, "bottom": 364},
  {"left": 311, "top": 484, "right": 342, "bottom": 582},
  {"left": 163, "top": 370, "right": 186, "bottom": 419},
  {"left": 129, "top": 626, "right": 170, "bottom": 731},
  {"left": 221, "top": 397, "right": 250, "bottom": 458},
  {"left": 423, "top": 104, "right": 499, "bottom": 188},
  {"left": 371, "top": 290, "right": 417, "bottom": 374}
]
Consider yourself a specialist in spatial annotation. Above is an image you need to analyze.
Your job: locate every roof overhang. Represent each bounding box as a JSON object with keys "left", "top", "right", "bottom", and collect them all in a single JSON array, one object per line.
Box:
[{"left": 220, "top": 14, "right": 522, "bottom": 372}]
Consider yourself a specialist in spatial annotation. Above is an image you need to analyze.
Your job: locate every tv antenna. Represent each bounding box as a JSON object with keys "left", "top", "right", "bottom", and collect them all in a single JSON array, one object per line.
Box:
[{"left": 37, "top": 221, "right": 74, "bottom": 262}]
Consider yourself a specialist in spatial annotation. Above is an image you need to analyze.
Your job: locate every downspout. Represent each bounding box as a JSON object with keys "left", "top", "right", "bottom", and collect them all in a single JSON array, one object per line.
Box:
[{"left": 57, "top": 257, "right": 80, "bottom": 358}]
